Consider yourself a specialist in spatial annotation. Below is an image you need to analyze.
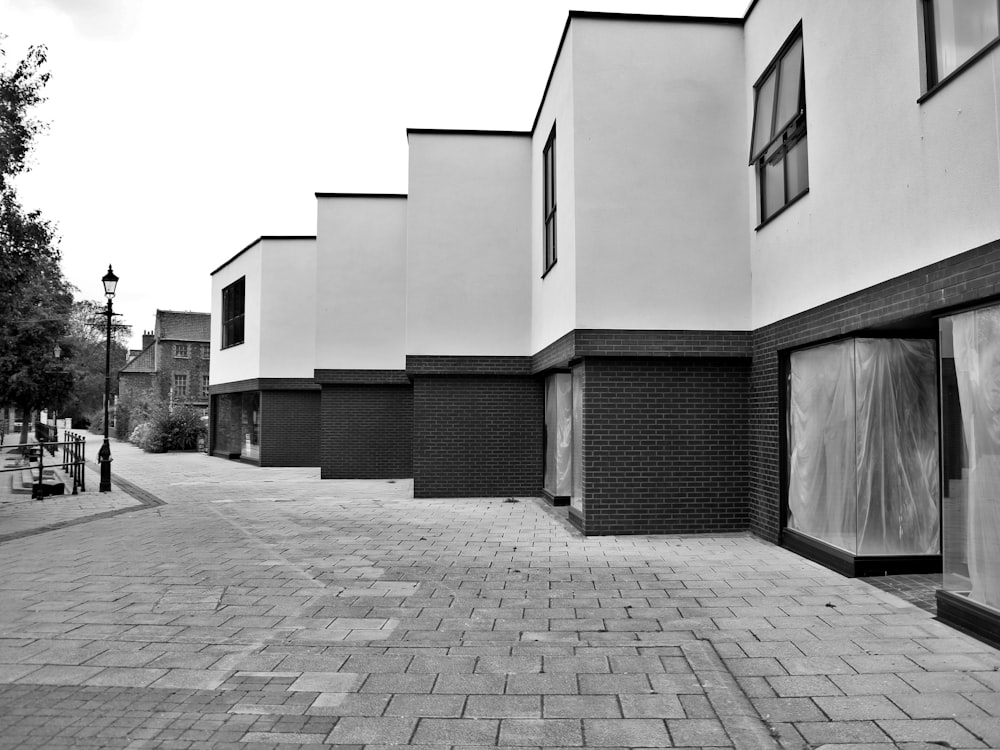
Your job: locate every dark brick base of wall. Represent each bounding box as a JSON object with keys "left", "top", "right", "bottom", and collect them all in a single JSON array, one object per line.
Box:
[
  {"left": 259, "top": 390, "right": 320, "bottom": 467},
  {"left": 578, "top": 357, "right": 749, "bottom": 536},
  {"left": 412, "top": 375, "right": 542, "bottom": 498},
  {"left": 750, "top": 236, "right": 1000, "bottom": 543},
  {"left": 320, "top": 384, "right": 413, "bottom": 479}
]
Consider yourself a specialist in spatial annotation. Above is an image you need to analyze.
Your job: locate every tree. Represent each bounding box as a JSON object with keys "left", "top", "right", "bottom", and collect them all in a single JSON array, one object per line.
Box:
[
  {"left": 0, "top": 37, "right": 73, "bottom": 443},
  {"left": 59, "top": 300, "right": 131, "bottom": 425}
]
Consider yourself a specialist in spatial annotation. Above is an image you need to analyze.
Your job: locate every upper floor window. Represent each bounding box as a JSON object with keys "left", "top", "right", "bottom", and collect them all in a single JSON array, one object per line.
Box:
[
  {"left": 542, "top": 125, "right": 557, "bottom": 276},
  {"left": 221, "top": 276, "right": 245, "bottom": 349},
  {"left": 924, "top": 0, "right": 999, "bottom": 87},
  {"left": 173, "top": 373, "right": 188, "bottom": 397},
  {"left": 173, "top": 343, "right": 189, "bottom": 359},
  {"left": 201, "top": 374, "right": 210, "bottom": 397},
  {"left": 750, "top": 25, "right": 808, "bottom": 225},
  {"left": 201, "top": 344, "right": 210, "bottom": 359}
]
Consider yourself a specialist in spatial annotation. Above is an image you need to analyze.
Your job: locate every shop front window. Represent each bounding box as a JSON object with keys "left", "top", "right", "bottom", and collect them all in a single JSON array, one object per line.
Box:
[
  {"left": 940, "top": 308, "right": 1000, "bottom": 612},
  {"left": 786, "top": 337, "right": 940, "bottom": 556},
  {"left": 543, "top": 373, "right": 573, "bottom": 500}
]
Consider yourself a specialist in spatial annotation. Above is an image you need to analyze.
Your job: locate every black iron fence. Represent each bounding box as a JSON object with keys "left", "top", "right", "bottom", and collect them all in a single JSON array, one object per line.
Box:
[{"left": 0, "top": 432, "right": 87, "bottom": 498}]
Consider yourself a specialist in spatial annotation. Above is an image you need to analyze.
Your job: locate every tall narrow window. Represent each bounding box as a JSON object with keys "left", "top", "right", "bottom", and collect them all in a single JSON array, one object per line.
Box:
[
  {"left": 173, "top": 373, "right": 188, "bottom": 397},
  {"left": 749, "top": 25, "right": 808, "bottom": 224},
  {"left": 221, "top": 276, "right": 245, "bottom": 349},
  {"left": 924, "top": 0, "right": 1000, "bottom": 86},
  {"left": 173, "top": 343, "right": 189, "bottom": 359},
  {"left": 542, "top": 125, "right": 557, "bottom": 275}
]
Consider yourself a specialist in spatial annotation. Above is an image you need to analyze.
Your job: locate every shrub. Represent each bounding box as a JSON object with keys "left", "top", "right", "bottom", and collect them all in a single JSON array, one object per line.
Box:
[{"left": 155, "top": 405, "right": 205, "bottom": 451}]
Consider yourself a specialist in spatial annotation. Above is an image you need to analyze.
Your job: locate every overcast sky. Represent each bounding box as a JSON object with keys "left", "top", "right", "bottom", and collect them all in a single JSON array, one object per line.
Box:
[{"left": 3, "top": 0, "right": 746, "bottom": 349}]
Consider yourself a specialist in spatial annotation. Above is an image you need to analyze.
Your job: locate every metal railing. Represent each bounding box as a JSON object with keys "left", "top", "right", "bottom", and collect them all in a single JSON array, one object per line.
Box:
[{"left": 0, "top": 433, "right": 87, "bottom": 498}]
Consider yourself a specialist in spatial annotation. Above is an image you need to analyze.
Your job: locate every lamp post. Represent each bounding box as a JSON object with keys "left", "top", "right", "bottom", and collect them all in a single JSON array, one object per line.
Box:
[{"left": 98, "top": 264, "right": 118, "bottom": 492}]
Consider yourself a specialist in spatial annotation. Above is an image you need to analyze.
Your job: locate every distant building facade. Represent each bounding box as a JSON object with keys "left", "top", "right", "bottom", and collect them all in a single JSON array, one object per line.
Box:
[{"left": 119, "top": 310, "right": 211, "bottom": 413}]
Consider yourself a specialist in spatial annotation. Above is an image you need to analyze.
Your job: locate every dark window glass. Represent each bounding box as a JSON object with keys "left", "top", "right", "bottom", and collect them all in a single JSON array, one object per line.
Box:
[
  {"left": 221, "top": 276, "right": 245, "bottom": 349},
  {"left": 925, "top": 0, "right": 999, "bottom": 86},
  {"left": 750, "top": 25, "right": 809, "bottom": 223},
  {"left": 543, "top": 125, "right": 557, "bottom": 275}
]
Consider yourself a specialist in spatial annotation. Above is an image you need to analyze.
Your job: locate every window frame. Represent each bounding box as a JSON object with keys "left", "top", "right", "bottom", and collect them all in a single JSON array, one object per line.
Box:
[
  {"left": 921, "top": 0, "right": 1000, "bottom": 98},
  {"left": 749, "top": 23, "right": 809, "bottom": 228},
  {"left": 221, "top": 276, "right": 246, "bottom": 349},
  {"left": 542, "top": 124, "right": 557, "bottom": 277},
  {"left": 173, "top": 372, "right": 188, "bottom": 398},
  {"left": 201, "top": 374, "right": 210, "bottom": 398},
  {"left": 201, "top": 344, "right": 210, "bottom": 360},
  {"left": 173, "top": 343, "right": 189, "bottom": 359}
]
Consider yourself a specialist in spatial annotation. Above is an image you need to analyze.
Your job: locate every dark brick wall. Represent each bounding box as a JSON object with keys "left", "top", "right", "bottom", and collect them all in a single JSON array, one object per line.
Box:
[
  {"left": 259, "top": 390, "right": 320, "bottom": 467},
  {"left": 749, "top": 236, "right": 1000, "bottom": 543},
  {"left": 412, "top": 375, "right": 543, "bottom": 498},
  {"left": 320, "top": 384, "right": 413, "bottom": 478},
  {"left": 580, "top": 357, "right": 749, "bottom": 536}
]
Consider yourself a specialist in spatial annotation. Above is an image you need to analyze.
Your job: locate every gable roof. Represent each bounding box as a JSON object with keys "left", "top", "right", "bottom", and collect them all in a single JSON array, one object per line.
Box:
[
  {"left": 120, "top": 344, "right": 156, "bottom": 374},
  {"left": 155, "top": 310, "right": 210, "bottom": 342}
]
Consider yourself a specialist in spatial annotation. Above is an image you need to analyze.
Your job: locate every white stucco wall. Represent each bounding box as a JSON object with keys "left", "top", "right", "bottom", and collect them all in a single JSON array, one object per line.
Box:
[
  {"left": 747, "top": 0, "right": 1000, "bottom": 328},
  {"left": 531, "top": 28, "right": 578, "bottom": 353},
  {"left": 571, "top": 17, "right": 751, "bottom": 333},
  {"left": 258, "top": 238, "right": 317, "bottom": 378},
  {"left": 210, "top": 241, "right": 262, "bottom": 385},
  {"left": 315, "top": 196, "right": 407, "bottom": 370},
  {"left": 406, "top": 132, "right": 532, "bottom": 356}
]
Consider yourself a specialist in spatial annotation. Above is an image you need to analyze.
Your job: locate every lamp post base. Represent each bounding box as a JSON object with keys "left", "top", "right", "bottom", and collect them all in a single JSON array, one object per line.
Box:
[{"left": 98, "top": 438, "right": 112, "bottom": 492}]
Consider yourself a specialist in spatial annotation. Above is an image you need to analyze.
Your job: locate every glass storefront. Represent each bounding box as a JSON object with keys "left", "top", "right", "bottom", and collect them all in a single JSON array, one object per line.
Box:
[
  {"left": 786, "top": 337, "right": 940, "bottom": 556},
  {"left": 571, "top": 367, "right": 584, "bottom": 514},
  {"left": 543, "top": 373, "right": 573, "bottom": 500},
  {"left": 940, "top": 308, "right": 1000, "bottom": 613},
  {"left": 212, "top": 391, "right": 260, "bottom": 461}
]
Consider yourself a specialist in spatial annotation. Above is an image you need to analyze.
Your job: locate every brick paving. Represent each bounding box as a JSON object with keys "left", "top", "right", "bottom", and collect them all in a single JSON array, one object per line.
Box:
[{"left": 0, "top": 438, "right": 999, "bottom": 748}]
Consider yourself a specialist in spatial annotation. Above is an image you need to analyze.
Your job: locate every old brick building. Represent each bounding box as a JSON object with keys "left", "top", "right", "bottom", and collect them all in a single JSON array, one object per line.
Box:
[{"left": 119, "top": 310, "right": 211, "bottom": 413}]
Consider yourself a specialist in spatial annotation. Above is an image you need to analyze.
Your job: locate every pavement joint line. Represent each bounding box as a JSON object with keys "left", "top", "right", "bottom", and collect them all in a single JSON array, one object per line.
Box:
[
  {"left": 0, "top": 465, "right": 166, "bottom": 545},
  {"left": 681, "top": 639, "right": 783, "bottom": 750}
]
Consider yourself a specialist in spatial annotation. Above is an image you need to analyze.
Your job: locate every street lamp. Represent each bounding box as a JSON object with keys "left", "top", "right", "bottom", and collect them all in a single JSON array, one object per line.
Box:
[{"left": 98, "top": 264, "right": 118, "bottom": 492}]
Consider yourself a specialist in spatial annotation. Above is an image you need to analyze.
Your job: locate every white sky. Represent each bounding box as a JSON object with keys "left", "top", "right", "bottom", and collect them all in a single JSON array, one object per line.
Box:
[{"left": 2, "top": 0, "right": 747, "bottom": 349}]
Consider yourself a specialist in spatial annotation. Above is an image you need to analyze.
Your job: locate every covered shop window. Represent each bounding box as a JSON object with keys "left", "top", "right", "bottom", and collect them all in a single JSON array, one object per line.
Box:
[
  {"left": 212, "top": 391, "right": 260, "bottom": 462},
  {"left": 940, "top": 308, "right": 1000, "bottom": 614},
  {"left": 571, "top": 366, "right": 584, "bottom": 515},
  {"left": 786, "top": 338, "right": 939, "bottom": 557},
  {"left": 543, "top": 373, "right": 573, "bottom": 501}
]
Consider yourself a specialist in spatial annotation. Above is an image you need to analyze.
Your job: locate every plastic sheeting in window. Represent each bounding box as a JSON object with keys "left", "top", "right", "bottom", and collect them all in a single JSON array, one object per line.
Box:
[
  {"left": 543, "top": 374, "right": 573, "bottom": 498},
  {"left": 942, "top": 308, "right": 1000, "bottom": 611},
  {"left": 787, "top": 338, "right": 939, "bottom": 556}
]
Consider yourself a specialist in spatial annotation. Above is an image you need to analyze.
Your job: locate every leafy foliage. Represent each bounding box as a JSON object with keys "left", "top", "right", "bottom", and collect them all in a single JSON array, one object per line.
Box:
[
  {"left": 0, "top": 37, "right": 82, "bottom": 441},
  {"left": 112, "top": 392, "right": 206, "bottom": 453},
  {"left": 60, "top": 300, "right": 131, "bottom": 424}
]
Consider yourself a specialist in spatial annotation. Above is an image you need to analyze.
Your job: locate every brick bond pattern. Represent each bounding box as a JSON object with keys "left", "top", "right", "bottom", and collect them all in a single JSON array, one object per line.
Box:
[
  {"left": 5, "top": 444, "right": 1000, "bottom": 750},
  {"left": 258, "top": 391, "right": 321, "bottom": 468},
  {"left": 412, "top": 375, "right": 542, "bottom": 498},
  {"left": 580, "top": 357, "right": 750, "bottom": 536},
  {"left": 750, "top": 237, "right": 1000, "bottom": 542},
  {"left": 320, "top": 384, "right": 413, "bottom": 479}
]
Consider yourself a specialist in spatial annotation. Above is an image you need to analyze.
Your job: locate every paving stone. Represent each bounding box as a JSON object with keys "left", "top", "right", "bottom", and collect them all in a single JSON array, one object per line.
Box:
[
  {"left": 324, "top": 717, "right": 417, "bottom": 744},
  {"left": 384, "top": 694, "right": 466, "bottom": 717},
  {"left": 410, "top": 717, "right": 499, "bottom": 744},
  {"left": 582, "top": 718, "right": 671, "bottom": 747},
  {"left": 877, "top": 718, "right": 987, "bottom": 747},
  {"left": 544, "top": 694, "right": 621, "bottom": 718},
  {"left": 498, "top": 717, "right": 583, "bottom": 746},
  {"left": 464, "top": 695, "right": 541, "bottom": 719},
  {"left": 815, "top": 695, "right": 910, "bottom": 720}
]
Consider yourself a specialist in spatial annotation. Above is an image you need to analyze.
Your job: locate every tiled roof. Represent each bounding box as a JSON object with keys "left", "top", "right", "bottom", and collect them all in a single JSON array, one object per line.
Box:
[
  {"left": 120, "top": 344, "right": 155, "bottom": 374},
  {"left": 155, "top": 310, "right": 210, "bottom": 342}
]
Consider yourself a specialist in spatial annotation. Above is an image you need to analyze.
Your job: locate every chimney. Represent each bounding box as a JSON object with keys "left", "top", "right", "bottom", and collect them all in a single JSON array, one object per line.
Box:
[{"left": 142, "top": 330, "right": 154, "bottom": 349}]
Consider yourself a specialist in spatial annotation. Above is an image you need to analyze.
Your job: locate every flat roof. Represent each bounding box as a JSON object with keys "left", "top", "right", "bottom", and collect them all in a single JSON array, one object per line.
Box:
[{"left": 210, "top": 235, "right": 316, "bottom": 277}]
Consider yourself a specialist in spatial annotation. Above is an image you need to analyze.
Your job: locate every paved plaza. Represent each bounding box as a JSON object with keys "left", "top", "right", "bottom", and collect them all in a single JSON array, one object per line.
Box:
[{"left": 1, "top": 439, "right": 1000, "bottom": 748}]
